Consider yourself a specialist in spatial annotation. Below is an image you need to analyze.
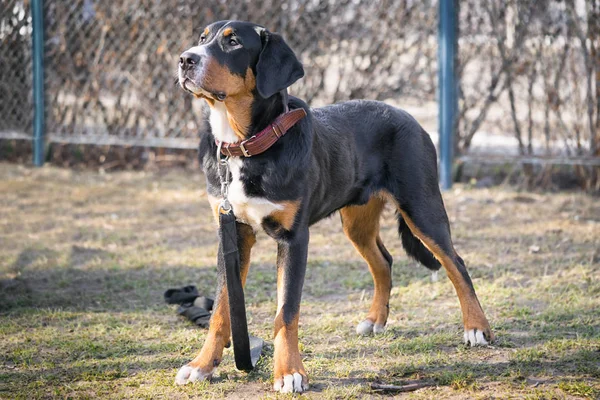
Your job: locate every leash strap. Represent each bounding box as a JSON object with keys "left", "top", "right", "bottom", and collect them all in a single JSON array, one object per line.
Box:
[
  {"left": 218, "top": 210, "right": 254, "bottom": 371},
  {"left": 215, "top": 143, "right": 262, "bottom": 371}
]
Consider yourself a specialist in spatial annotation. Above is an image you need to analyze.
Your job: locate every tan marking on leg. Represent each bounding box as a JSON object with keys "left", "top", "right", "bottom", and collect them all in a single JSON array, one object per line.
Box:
[
  {"left": 187, "top": 285, "right": 230, "bottom": 371},
  {"left": 269, "top": 200, "right": 301, "bottom": 231},
  {"left": 273, "top": 257, "right": 308, "bottom": 391},
  {"left": 276, "top": 261, "right": 285, "bottom": 315},
  {"left": 237, "top": 223, "right": 256, "bottom": 286},
  {"left": 340, "top": 196, "right": 391, "bottom": 328},
  {"left": 273, "top": 312, "right": 307, "bottom": 385},
  {"left": 396, "top": 208, "right": 492, "bottom": 339}
]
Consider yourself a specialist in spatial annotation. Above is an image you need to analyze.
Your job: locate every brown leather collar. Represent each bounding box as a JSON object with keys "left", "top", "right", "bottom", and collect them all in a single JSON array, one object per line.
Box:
[{"left": 215, "top": 108, "right": 307, "bottom": 157}]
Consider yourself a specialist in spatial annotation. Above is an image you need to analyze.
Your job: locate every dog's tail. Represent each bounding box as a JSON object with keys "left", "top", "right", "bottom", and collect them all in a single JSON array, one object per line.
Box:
[{"left": 397, "top": 213, "right": 442, "bottom": 271}]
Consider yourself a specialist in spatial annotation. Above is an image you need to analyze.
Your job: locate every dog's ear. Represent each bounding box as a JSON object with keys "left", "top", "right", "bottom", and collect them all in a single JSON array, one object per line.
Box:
[{"left": 255, "top": 30, "right": 304, "bottom": 99}]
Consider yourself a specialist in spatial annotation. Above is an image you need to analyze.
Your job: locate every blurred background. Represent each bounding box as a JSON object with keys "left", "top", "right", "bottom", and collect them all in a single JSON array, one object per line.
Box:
[
  {"left": 0, "top": 0, "right": 598, "bottom": 190},
  {"left": 1, "top": 3, "right": 599, "bottom": 398}
]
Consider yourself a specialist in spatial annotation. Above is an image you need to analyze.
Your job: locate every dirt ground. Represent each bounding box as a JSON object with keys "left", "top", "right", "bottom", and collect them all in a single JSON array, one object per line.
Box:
[{"left": 0, "top": 163, "right": 599, "bottom": 399}]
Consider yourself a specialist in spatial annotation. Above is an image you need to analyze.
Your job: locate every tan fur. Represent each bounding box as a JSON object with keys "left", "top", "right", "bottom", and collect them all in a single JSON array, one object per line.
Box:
[
  {"left": 204, "top": 97, "right": 215, "bottom": 108},
  {"left": 223, "top": 68, "right": 256, "bottom": 139},
  {"left": 211, "top": 191, "right": 299, "bottom": 232},
  {"left": 269, "top": 200, "right": 301, "bottom": 231},
  {"left": 222, "top": 27, "right": 233, "bottom": 36},
  {"left": 392, "top": 204, "right": 492, "bottom": 339},
  {"left": 200, "top": 60, "right": 256, "bottom": 139},
  {"left": 207, "top": 195, "right": 221, "bottom": 222},
  {"left": 340, "top": 196, "right": 391, "bottom": 327},
  {"left": 187, "top": 287, "right": 230, "bottom": 371},
  {"left": 272, "top": 251, "right": 307, "bottom": 384},
  {"left": 237, "top": 224, "right": 256, "bottom": 285},
  {"left": 273, "top": 301, "right": 307, "bottom": 384}
]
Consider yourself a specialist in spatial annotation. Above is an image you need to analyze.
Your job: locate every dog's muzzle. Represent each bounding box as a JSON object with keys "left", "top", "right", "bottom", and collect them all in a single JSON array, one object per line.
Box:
[{"left": 179, "top": 51, "right": 201, "bottom": 72}]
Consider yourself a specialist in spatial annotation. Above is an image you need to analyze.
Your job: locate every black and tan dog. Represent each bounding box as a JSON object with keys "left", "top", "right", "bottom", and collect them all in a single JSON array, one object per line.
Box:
[{"left": 176, "top": 20, "right": 493, "bottom": 393}]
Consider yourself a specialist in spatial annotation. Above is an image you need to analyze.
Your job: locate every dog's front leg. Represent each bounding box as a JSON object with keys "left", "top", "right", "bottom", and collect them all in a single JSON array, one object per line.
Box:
[
  {"left": 272, "top": 227, "right": 310, "bottom": 393},
  {"left": 175, "top": 223, "right": 256, "bottom": 385}
]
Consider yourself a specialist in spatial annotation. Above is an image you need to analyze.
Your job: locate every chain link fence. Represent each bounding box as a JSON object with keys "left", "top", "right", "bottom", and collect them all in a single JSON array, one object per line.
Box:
[
  {"left": 32, "top": 0, "right": 438, "bottom": 149},
  {"left": 0, "top": 0, "right": 33, "bottom": 140},
  {"left": 0, "top": 0, "right": 598, "bottom": 187}
]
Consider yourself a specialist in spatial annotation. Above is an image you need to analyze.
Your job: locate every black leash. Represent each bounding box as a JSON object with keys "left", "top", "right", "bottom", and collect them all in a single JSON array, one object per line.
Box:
[
  {"left": 218, "top": 209, "right": 254, "bottom": 371},
  {"left": 216, "top": 145, "right": 262, "bottom": 371}
]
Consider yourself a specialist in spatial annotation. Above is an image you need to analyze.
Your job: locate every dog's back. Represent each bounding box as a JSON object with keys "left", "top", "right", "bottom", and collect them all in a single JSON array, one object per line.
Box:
[{"left": 305, "top": 99, "right": 440, "bottom": 222}]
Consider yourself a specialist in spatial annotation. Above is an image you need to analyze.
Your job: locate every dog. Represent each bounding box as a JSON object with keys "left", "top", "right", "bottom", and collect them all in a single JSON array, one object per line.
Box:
[{"left": 176, "top": 20, "right": 493, "bottom": 393}]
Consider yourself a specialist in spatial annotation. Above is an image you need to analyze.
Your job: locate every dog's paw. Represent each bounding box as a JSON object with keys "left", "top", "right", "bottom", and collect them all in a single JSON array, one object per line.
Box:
[
  {"left": 273, "top": 372, "right": 309, "bottom": 393},
  {"left": 356, "top": 319, "right": 385, "bottom": 336},
  {"left": 175, "top": 364, "right": 214, "bottom": 385},
  {"left": 463, "top": 328, "right": 491, "bottom": 346}
]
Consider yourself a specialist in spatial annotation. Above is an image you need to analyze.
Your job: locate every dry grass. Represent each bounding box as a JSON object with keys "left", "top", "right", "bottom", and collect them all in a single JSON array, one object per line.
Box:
[{"left": 1, "top": 162, "right": 599, "bottom": 399}]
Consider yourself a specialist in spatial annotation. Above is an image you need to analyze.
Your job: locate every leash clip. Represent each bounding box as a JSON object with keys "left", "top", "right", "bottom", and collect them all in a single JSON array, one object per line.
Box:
[
  {"left": 219, "top": 198, "right": 232, "bottom": 213},
  {"left": 216, "top": 143, "right": 232, "bottom": 213}
]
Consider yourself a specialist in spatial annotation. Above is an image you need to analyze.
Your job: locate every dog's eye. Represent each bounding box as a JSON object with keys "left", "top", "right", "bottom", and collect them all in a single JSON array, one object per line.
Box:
[
  {"left": 199, "top": 35, "right": 206, "bottom": 44},
  {"left": 228, "top": 38, "right": 239, "bottom": 46}
]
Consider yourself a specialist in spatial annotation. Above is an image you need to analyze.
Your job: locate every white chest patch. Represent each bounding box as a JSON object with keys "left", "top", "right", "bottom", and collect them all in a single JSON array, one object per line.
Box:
[
  {"left": 227, "top": 158, "right": 283, "bottom": 228},
  {"left": 209, "top": 104, "right": 283, "bottom": 228},
  {"left": 209, "top": 102, "right": 239, "bottom": 143}
]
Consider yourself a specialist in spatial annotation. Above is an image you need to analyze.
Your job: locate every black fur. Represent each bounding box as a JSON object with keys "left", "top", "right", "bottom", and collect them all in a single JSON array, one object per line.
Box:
[
  {"left": 186, "top": 20, "right": 477, "bottom": 330},
  {"left": 256, "top": 31, "right": 305, "bottom": 98},
  {"left": 377, "top": 238, "right": 394, "bottom": 270},
  {"left": 398, "top": 215, "right": 441, "bottom": 271}
]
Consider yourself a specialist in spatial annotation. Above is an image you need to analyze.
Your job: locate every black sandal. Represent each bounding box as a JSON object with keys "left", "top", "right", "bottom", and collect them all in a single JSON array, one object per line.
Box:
[
  {"left": 177, "top": 302, "right": 212, "bottom": 328},
  {"left": 164, "top": 286, "right": 214, "bottom": 328},
  {"left": 163, "top": 285, "right": 200, "bottom": 305}
]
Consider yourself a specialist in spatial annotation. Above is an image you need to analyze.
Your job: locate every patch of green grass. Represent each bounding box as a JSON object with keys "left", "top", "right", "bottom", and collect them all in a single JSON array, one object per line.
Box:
[
  {"left": 1, "top": 163, "right": 599, "bottom": 399},
  {"left": 384, "top": 361, "right": 421, "bottom": 379},
  {"left": 435, "top": 371, "right": 479, "bottom": 391},
  {"left": 523, "top": 389, "right": 566, "bottom": 400},
  {"left": 558, "top": 380, "right": 599, "bottom": 399},
  {"left": 512, "top": 347, "right": 547, "bottom": 363},
  {"left": 388, "top": 332, "right": 455, "bottom": 355}
]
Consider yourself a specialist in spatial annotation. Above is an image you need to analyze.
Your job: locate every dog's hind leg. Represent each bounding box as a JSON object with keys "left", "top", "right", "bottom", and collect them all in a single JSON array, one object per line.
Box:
[
  {"left": 340, "top": 195, "right": 393, "bottom": 335},
  {"left": 175, "top": 222, "right": 256, "bottom": 385},
  {"left": 387, "top": 189, "right": 493, "bottom": 345}
]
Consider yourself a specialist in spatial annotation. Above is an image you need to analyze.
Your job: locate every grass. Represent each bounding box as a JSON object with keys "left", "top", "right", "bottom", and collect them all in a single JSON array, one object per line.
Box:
[{"left": 0, "top": 162, "right": 599, "bottom": 399}]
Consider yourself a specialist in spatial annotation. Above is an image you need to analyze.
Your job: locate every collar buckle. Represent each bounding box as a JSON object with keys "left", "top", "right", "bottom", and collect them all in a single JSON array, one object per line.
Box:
[{"left": 239, "top": 141, "right": 251, "bottom": 157}]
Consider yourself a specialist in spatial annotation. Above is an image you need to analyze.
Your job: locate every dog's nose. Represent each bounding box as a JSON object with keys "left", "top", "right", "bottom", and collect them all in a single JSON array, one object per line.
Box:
[{"left": 179, "top": 52, "right": 201, "bottom": 70}]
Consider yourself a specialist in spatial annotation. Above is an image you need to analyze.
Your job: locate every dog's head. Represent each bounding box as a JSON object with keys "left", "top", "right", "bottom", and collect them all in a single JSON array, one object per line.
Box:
[{"left": 178, "top": 20, "right": 304, "bottom": 103}]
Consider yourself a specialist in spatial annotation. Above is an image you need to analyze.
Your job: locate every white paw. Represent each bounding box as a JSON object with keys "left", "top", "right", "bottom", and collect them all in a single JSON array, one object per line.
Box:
[
  {"left": 356, "top": 319, "right": 386, "bottom": 335},
  {"left": 273, "top": 372, "right": 308, "bottom": 393},
  {"left": 175, "top": 364, "right": 214, "bottom": 385},
  {"left": 464, "top": 329, "right": 489, "bottom": 347}
]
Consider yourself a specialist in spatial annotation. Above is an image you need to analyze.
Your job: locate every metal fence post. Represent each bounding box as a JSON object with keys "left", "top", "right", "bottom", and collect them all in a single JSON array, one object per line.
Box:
[
  {"left": 31, "top": 0, "right": 45, "bottom": 167},
  {"left": 438, "top": 0, "right": 457, "bottom": 190}
]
